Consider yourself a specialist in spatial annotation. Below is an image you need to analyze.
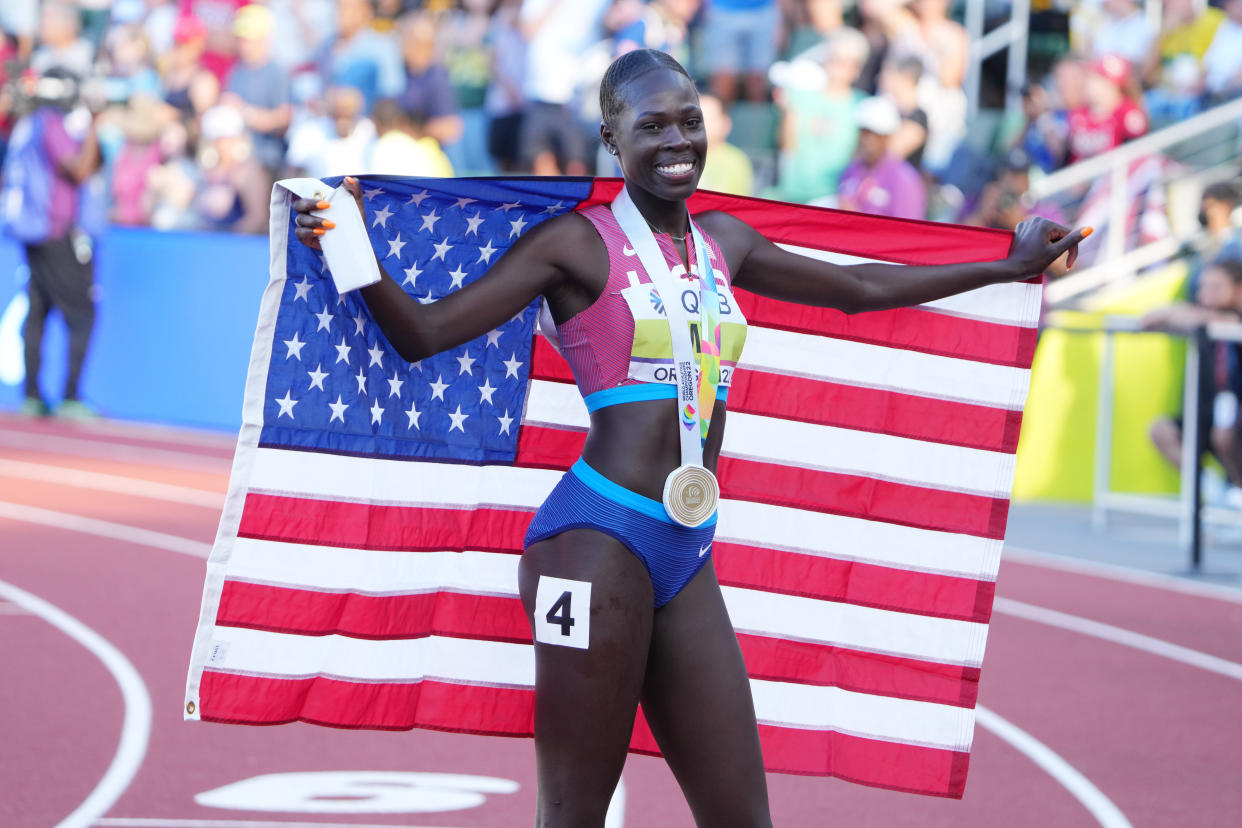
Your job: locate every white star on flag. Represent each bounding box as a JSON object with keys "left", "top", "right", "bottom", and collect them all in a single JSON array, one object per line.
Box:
[
  {"left": 508, "top": 215, "right": 527, "bottom": 238},
  {"left": 485, "top": 329, "right": 503, "bottom": 348},
  {"left": 454, "top": 197, "right": 476, "bottom": 209},
  {"left": 497, "top": 409, "right": 514, "bottom": 435},
  {"left": 405, "top": 401, "right": 421, "bottom": 428},
  {"left": 407, "top": 189, "right": 429, "bottom": 206},
  {"left": 372, "top": 203, "right": 394, "bottom": 228},
  {"left": 307, "top": 364, "right": 328, "bottom": 390},
  {"left": 370, "top": 400, "right": 384, "bottom": 424},
  {"left": 334, "top": 338, "right": 351, "bottom": 364},
  {"left": 477, "top": 240, "right": 498, "bottom": 264},
  {"left": 499, "top": 200, "right": 520, "bottom": 211},
  {"left": 387, "top": 373, "right": 404, "bottom": 397},
  {"left": 448, "top": 265, "right": 467, "bottom": 289},
  {"left": 352, "top": 314, "right": 367, "bottom": 336},
  {"left": 456, "top": 351, "right": 476, "bottom": 375},
  {"left": 543, "top": 201, "right": 563, "bottom": 214},
  {"left": 432, "top": 239, "right": 452, "bottom": 262},
  {"left": 292, "top": 277, "right": 312, "bottom": 301},
  {"left": 420, "top": 210, "right": 440, "bottom": 233},
  {"left": 402, "top": 263, "right": 422, "bottom": 287},
  {"left": 429, "top": 375, "right": 449, "bottom": 400},
  {"left": 387, "top": 233, "right": 406, "bottom": 259},
  {"left": 327, "top": 395, "right": 348, "bottom": 422},
  {"left": 464, "top": 213, "right": 484, "bottom": 236},
  {"left": 275, "top": 391, "right": 298, "bottom": 418},
  {"left": 448, "top": 404, "right": 469, "bottom": 432},
  {"left": 478, "top": 378, "right": 497, "bottom": 404},
  {"left": 355, "top": 368, "right": 367, "bottom": 394},
  {"left": 314, "top": 308, "right": 333, "bottom": 332},
  {"left": 284, "top": 332, "right": 306, "bottom": 360},
  {"left": 503, "top": 353, "right": 523, "bottom": 379},
  {"left": 362, "top": 186, "right": 383, "bottom": 200},
  {"left": 368, "top": 345, "right": 385, "bottom": 367}
]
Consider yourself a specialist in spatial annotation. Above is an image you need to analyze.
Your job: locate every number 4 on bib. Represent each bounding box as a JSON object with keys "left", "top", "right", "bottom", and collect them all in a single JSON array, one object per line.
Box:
[{"left": 534, "top": 576, "right": 591, "bottom": 649}]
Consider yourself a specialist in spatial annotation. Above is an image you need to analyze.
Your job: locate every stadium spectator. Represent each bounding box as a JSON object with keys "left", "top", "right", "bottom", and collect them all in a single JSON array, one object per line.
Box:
[
  {"left": 1066, "top": 54, "right": 1148, "bottom": 165},
  {"left": 30, "top": 1, "right": 94, "bottom": 78},
  {"left": 782, "top": 0, "right": 847, "bottom": 62},
  {"left": 611, "top": 0, "right": 699, "bottom": 67},
  {"left": 1011, "top": 78, "right": 1069, "bottom": 175},
  {"left": 285, "top": 83, "right": 376, "bottom": 178},
  {"left": 158, "top": 13, "right": 212, "bottom": 119},
  {"left": 697, "top": 92, "right": 754, "bottom": 195},
  {"left": 318, "top": 0, "right": 405, "bottom": 113},
  {"left": 440, "top": 0, "right": 497, "bottom": 175},
  {"left": 1143, "top": 258, "right": 1242, "bottom": 506},
  {"left": 1184, "top": 181, "right": 1242, "bottom": 292},
  {"left": 877, "top": 54, "right": 927, "bottom": 169},
  {"left": 0, "top": 0, "right": 38, "bottom": 64},
  {"left": 110, "top": 92, "right": 167, "bottom": 225},
  {"left": 193, "top": 102, "right": 270, "bottom": 233},
  {"left": 484, "top": 0, "right": 527, "bottom": 173},
  {"left": 963, "top": 148, "right": 1069, "bottom": 269},
  {"left": 369, "top": 97, "right": 454, "bottom": 176},
  {"left": 854, "top": 0, "right": 895, "bottom": 95},
  {"left": 397, "top": 11, "right": 464, "bottom": 151},
  {"left": 2, "top": 68, "right": 103, "bottom": 418},
  {"left": 145, "top": 117, "right": 203, "bottom": 230},
  {"left": 222, "top": 4, "right": 292, "bottom": 175},
  {"left": 1202, "top": 0, "right": 1242, "bottom": 103},
  {"left": 702, "top": 0, "right": 781, "bottom": 104},
  {"left": 179, "top": 0, "right": 247, "bottom": 82},
  {"left": 1085, "top": 0, "right": 1156, "bottom": 66},
  {"left": 517, "top": 0, "right": 610, "bottom": 176},
  {"left": 1142, "top": 0, "right": 1223, "bottom": 126},
  {"left": 100, "top": 20, "right": 162, "bottom": 102},
  {"left": 836, "top": 94, "right": 926, "bottom": 219},
  {"left": 262, "top": 0, "right": 335, "bottom": 73},
  {"left": 771, "top": 26, "right": 868, "bottom": 204}
]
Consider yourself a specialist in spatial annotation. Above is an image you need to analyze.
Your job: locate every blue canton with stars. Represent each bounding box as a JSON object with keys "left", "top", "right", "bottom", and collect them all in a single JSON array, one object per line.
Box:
[{"left": 260, "top": 176, "right": 595, "bottom": 463}]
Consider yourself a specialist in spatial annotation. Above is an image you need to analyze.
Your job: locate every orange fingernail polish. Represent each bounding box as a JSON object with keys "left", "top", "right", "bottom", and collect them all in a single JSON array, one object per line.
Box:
[
  {"left": 322, "top": 220, "right": 335, "bottom": 229},
  {"left": 1082, "top": 226, "right": 1094, "bottom": 237},
  {"left": 313, "top": 228, "right": 325, "bottom": 235},
  {"left": 316, "top": 201, "right": 330, "bottom": 210}
]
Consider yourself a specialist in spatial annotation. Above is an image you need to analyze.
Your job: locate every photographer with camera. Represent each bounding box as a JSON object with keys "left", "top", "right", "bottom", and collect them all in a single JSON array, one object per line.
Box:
[{"left": 1, "top": 65, "right": 103, "bottom": 419}]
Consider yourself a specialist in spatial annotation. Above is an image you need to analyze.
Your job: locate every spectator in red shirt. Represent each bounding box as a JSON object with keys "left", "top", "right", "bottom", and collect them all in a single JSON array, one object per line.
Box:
[{"left": 1066, "top": 53, "right": 1148, "bottom": 164}]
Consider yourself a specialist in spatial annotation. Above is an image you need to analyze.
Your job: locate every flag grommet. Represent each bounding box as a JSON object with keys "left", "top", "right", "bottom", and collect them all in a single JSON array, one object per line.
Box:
[{"left": 186, "top": 701, "right": 195, "bottom": 715}]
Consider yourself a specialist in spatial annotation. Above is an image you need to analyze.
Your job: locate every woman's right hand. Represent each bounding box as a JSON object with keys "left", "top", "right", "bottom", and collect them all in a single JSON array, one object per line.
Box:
[{"left": 292, "top": 175, "right": 366, "bottom": 251}]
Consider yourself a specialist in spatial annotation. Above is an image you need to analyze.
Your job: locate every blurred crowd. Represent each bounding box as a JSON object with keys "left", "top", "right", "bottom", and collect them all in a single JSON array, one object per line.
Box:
[{"left": 1, "top": 0, "right": 1242, "bottom": 238}]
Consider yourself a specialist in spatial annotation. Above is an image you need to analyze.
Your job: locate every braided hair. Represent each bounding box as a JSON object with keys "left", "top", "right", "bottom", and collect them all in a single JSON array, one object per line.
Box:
[{"left": 599, "top": 49, "right": 695, "bottom": 131}]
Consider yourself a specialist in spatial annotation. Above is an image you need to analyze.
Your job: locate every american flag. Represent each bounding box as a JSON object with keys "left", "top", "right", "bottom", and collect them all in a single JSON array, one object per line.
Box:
[{"left": 185, "top": 176, "right": 1034, "bottom": 799}]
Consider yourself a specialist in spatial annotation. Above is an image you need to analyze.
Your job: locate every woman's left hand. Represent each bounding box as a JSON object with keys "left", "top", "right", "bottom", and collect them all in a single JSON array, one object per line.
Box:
[{"left": 1007, "top": 216, "right": 1092, "bottom": 277}]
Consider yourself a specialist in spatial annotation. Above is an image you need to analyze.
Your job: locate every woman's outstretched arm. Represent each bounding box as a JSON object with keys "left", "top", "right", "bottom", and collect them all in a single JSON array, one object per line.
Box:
[
  {"left": 703, "top": 211, "right": 1089, "bottom": 314},
  {"left": 292, "top": 179, "right": 600, "bottom": 362}
]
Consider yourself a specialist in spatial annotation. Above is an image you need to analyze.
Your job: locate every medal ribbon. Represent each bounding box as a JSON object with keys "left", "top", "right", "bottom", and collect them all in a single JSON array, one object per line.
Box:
[{"left": 611, "top": 189, "right": 720, "bottom": 461}]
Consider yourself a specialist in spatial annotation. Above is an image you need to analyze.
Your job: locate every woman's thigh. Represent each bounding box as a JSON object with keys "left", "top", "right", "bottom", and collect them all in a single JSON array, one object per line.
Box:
[
  {"left": 519, "top": 528, "right": 655, "bottom": 825},
  {"left": 640, "top": 563, "right": 773, "bottom": 827}
]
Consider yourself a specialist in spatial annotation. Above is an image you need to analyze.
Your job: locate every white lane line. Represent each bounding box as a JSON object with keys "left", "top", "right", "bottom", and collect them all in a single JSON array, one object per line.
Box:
[
  {"left": 0, "top": 579, "right": 152, "bottom": 828},
  {"left": 0, "top": 431, "right": 231, "bottom": 472},
  {"left": 0, "top": 501, "right": 212, "bottom": 559},
  {"left": 0, "top": 460, "right": 225, "bottom": 508},
  {"left": 96, "top": 821, "right": 461, "bottom": 828},
  {"left": 976, "top": 706, "right": 1132, "bottom": 828},
  {"left": 1004, "top": 545, "right": 1242, "bottom": 605},
  {"left": 994, "top": 597, "right": 1242, "bottom": 681}
]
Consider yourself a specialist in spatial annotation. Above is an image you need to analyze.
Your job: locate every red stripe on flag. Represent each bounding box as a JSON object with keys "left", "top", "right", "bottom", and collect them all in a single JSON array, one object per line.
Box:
[
  {"left": 629, "top": 710, "right": 969, "bottom": 798},
  {"left": 718, "top": 456, "right": 1008, "bottom": 539},
  {"left": 515, "top": 423, "right": 584, "bottom": 470},
  {"left": 728, "top": 370, "right": 1023, "bottom": 453},
  {"left": 213, "top": 581, "right": 977, "bottom": 704},
  {"left": 531, "top": 337, "right": 575, "bottom": 383},
  {"left": 736, "top": 292, "right": 1037, "bottom": 367},
  {"left": 736, "top": 633, "right": 980, "bottom": 708},
  {"left": 199, "top": 670, "right": 535, "bottom": 735},
  {"left": 216, "top": 581, "right": 532, "bottom": 643},
  {"left": 238, "top": 493, "right": 533, "bottom": 553},
  {"left": 714, "top": 542, "right": 995, "bottom": 623}
]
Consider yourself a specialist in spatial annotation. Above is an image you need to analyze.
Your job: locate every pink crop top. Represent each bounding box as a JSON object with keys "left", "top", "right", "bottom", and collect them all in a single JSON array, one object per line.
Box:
[{"left": 543, "top": 204, "right": 749, "bottom": 410}]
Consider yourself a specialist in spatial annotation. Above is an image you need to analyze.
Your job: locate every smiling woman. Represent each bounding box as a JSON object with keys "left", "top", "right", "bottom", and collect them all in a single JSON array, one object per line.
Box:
[{"left": 290, "top": 48, "right": 1086, "bottom": 828}]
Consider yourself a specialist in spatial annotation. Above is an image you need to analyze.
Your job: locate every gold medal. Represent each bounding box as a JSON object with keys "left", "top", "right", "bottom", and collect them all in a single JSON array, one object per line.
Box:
[{"left": 662, "top": 464, "right": 719, "bottom": 527}]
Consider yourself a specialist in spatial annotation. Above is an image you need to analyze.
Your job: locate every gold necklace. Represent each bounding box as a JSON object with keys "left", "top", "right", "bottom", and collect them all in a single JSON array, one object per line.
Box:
[{"left": 644, "top": 218, "right": 686, "bottom": 242}]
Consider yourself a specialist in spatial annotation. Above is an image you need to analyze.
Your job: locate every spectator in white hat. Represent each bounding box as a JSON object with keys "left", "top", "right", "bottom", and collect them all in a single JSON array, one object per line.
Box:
[{"left": 836, "top": 95, "right": 926, "bottom": 219}]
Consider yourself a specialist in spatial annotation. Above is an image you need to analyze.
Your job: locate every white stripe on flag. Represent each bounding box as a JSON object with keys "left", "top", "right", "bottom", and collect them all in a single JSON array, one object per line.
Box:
[{"left": 779, "top": 243, "right": 1041, "bottom": 327}]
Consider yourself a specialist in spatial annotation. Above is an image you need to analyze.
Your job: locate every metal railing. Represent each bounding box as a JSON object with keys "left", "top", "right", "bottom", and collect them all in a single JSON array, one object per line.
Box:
[{"left": 1045, "top": 313, "right": 1242, "bottom": 568}]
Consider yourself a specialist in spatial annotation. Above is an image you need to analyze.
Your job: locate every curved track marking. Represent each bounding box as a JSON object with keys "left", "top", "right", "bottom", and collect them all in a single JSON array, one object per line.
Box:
[
  {"left": 1005, "top": 545, "right": 1242, "bottom": 605},
  {"left": 994, "top": 597, "right": 1242, "bottom": 681},
  {"left": 976, "top": 706, "right": 1132, "bottom": 828},
  {"left": 0, "top": 431, "right": 230, "bottom": 471},
  {"left": 0, "top": 579, "right": 152, "bottom": 828},
  {"left": 0, "top": 459, "right": 224, "bottom": 507},
  {"left": 0, "top": 501, "right": 211, "bottom": 558}
]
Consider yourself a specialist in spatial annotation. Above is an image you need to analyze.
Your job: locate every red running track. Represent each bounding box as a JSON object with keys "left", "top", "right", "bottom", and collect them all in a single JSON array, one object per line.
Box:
[{"left": 1, "top": 413, "right": 1240, "bottom": 827}]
